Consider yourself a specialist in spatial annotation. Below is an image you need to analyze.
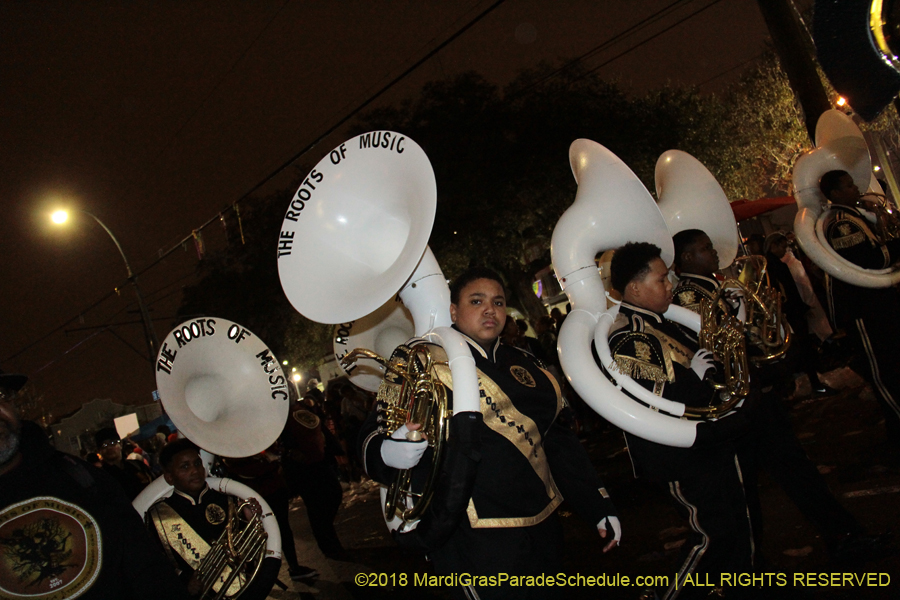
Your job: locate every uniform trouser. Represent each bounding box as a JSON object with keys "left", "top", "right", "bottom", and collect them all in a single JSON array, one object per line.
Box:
[
  {"left": 848, "top": 315, "right": 900, "bottom": 442},
  {"left": 830, "top": 281, "right": 900, "bottom": 442},
  {"left": 431, "top": 513, "right": 564, "bottom": 600},
  {"left": 661, "top": 453, "right": 755, "bottom": 600},
  {"left": 283, "top": 459, "right": 345, "bottom": 556},
  {"left": 737, "top": 392, "right": 862, "bottom": 558}
]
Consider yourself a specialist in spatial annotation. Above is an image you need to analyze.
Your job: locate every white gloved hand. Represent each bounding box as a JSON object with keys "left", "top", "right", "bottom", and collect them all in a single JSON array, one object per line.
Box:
[
  {"left": 690, "top": 349, "right": 715, "bottom": 379},
  {"left": 380, "top": 424, "right": 428, "bottom": 470},
  {"left": 597, "top": 516, "right": 621, "bottom": 551}
]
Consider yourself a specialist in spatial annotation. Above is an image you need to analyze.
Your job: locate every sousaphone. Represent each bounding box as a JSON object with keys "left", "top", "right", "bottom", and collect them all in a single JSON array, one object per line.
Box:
[
  {"left": 656, "top": 149, "right": 791, "bottom": 364},
  {"left": 793, "top": 109, "right": 900, "bottom": 288},
  {"left": 552, "top": 139, "right": 728, "bottom": 448},
  {"left": 277, "top": 132, "right": 481, "bottom": 530},
  {"left": 133, "top": 318, "right": 287, "bottom": 600},
  {"left": 333, "top": 297, "right": 415, "bottom": 393}
]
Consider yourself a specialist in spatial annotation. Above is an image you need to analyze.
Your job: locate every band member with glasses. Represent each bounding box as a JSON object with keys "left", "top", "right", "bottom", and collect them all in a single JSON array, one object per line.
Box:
[
  {"left": 94, "top": 427, "right": 153, "bottom": 500},
  {"left": 819, "top": 169, "right": 900, "bottom": 446},
  {"left": 360, "top": 267, "right": 619, "bottom": 600},
  {"left": 0, "top": 370, "right": 192, "bottom": 600},
  {"left": 605, "top": 242, "right": 753, "bottom": 600}
]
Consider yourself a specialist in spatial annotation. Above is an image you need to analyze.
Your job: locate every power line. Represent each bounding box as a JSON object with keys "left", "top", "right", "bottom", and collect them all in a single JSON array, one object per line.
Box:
[
  {"left": 696, "top": 52, "right": 765, "bottom": 88},
  {"left": 125, "top": 1, "right": 292, "bottom": 211},
  {"left": 505, "top": 0, "right": 696, "bottom": 102},
  {"left": 131, "top": 0, "right": 509, "bottom": 281},
  {"left": 7, "top": 0, "right": 509, "bottom": 365},
  {"left": 575, "top": 0, "right": 728, "bottom": 82}
]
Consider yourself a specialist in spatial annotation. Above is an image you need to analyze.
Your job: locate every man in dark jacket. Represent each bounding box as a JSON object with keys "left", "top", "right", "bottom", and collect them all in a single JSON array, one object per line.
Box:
[{"left": 0, "top": 370, "right": 191, "bottom": 599}]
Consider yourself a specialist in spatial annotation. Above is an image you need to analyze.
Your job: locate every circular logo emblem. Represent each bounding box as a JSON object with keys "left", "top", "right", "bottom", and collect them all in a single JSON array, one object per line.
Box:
[
  {"left": 205, "top": 503, "right": 227, "bottom": 526},
  {"left": 0, "top": 497, "right": 102, "bottom": 599},
  {"left": 510, "top": 366, "right": 536, "bottom": 388}
]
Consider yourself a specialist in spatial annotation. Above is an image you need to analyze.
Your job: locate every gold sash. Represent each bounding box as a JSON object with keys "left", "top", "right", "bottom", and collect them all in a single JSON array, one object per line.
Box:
[
  {"left": 425, "top": 344, "right": 562, "bottom": 528},
  {"left": 149, "top": 501, "right": 243, "bottom": 596}
]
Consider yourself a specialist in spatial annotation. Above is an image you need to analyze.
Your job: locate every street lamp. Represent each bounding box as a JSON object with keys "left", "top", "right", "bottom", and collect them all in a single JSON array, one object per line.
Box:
[{"left": 50, "top": 209, "right": 160, "bottom": 366}]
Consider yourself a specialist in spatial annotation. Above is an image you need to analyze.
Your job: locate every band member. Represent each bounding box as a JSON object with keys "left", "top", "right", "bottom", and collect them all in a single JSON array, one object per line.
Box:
[
  {"left": 819, "top": 169, "right": 900, "bottom": 444},
  {"left": 146, "top": 440, "right": 287, "bottom": 597},
  {"left": 360, "top": 267, "right": 619, "bottom": 600},
  {"left": 606, "top": 242, "right": 753, "bottom": 600},
  {"left": 671, "top": 229, "right": 888, "bottom": 563},
  {"left": 0, "top": 370, "right": 192, "bottom": 600}
]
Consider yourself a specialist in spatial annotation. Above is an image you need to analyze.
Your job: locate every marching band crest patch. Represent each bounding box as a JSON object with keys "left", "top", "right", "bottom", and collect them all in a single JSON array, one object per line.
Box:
[
  {"left": 677, "top": 290, "right": 696, "bottom": 307},
  {"left": 0, "top": 497, "right": 102, "bottom": 599},
  {"left": 510, "top": 366, "right": 536, "bottom": 388},
  {"left": 634, "top": 341, "right": 653, "bottom": 362},
  {"left": 205, "top": 503, "right": 227, "bottom": 526}
]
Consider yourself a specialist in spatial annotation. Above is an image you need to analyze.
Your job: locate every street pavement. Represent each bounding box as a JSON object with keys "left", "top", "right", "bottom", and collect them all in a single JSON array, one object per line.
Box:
[{"left": 267, "top": 366, "right": 900, "bottom": 599}]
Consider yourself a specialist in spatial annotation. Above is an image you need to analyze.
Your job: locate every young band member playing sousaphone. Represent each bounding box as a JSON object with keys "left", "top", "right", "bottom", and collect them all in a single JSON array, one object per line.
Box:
[
  {"left": 671, "top": 229, "right": 890, "bottom": 564},
  {"left": 146, "top": 439, "right": 278, "bottom": 598},
  {"left": 605, "top": 242, "right": 755, "bottom": 600},
  {"left": 819, "top": 169, "right": 900, "bottom": 446},
  {"left": 360, "top": 267, "right": 619, "bottom": 600}
]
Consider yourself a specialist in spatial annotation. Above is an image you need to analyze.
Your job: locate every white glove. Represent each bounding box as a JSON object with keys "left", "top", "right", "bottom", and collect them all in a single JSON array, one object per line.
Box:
[
  {"left": 597, "top": 516, "right": 622, "bottom": 545},
  {"left": 380, "top": 424, "right": 428, "bottom": 470},
  {"left": 690, "top": 349, "right": 715, "bottom": 379}
]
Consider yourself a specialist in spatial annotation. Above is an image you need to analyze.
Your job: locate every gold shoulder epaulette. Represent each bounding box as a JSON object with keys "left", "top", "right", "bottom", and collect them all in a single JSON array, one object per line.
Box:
[{"left": 609, "top": 333, "right": 667, "bottom": 384}]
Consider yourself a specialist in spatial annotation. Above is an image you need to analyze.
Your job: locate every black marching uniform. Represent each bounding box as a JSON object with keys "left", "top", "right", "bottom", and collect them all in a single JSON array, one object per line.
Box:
[
  {"left": 673, "top": 274, "right": 864, "bottom": 560},
  {"left": 147, "top": 486, "right": 259, "bottom": 597},
  {"left": 606, "top": 302, "right": 753, "bottom": 600},
  {"left": 825, "top": 205, "right": 900, "bottom": 442},
  {"left": 361, "top": 330, "right": 616, "bottom": 600}
]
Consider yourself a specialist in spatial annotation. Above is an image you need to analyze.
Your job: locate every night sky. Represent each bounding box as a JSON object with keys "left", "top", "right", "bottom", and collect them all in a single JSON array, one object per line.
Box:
[{"left": 1, "top": 1, "right": 798, "bottom": 420}]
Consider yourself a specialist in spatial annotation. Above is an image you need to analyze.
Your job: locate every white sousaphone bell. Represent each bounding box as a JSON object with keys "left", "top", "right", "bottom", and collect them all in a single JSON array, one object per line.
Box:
[
  {"left": 332, "top": 297, "right": 415, "bottom": 393},
  {"left": 551, "top": 139, "right": 705, "bottom": 448},
  {"left": 656, "top": 149, "right": 739, "bottom": 270},
  {"left": 276, "top": 132, "right": 482, "bottom": 530},
  {"left": 792, "top": 109, "right": 900, "bottom": 288},
  {"left": 133, "top": 317, "right": 287, "bottom": 569}
]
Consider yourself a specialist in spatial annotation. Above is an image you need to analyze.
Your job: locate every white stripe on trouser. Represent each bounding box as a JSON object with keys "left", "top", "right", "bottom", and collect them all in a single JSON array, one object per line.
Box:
[
  {"left": 662, "top": 481, "right": 710, "bottom": 600},
  {"left": 732, "top": 455, "right": 755, "bottom": 565},
  {"left": 462, "top": 584, "right": 481, "bottom": 600},
  {"left": 856, "top": 318, "right": 900, "bottom": 420}
]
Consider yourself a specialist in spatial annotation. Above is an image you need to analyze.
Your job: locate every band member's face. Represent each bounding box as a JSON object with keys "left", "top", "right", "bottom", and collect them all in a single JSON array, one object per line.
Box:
[
  {"left": 829, "top": 174, "right": 860, "bottom": 205},
  {"left": 450, "top": 278, "right": 507, "bottom": 349},
  {"left": 0, "top": 397, "right": 22, "bottom": 467},
  {"left": 164, "top": 450, "right": 207, "bottom": 494},
  {"left": 628, "top": 258, "right": 673, "bottom": 313},
  {"left": 684, "top": 234, "right": 719, "bottom": 276}
]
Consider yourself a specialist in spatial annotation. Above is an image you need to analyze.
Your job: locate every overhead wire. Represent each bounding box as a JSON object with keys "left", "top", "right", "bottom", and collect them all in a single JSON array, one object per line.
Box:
[
  {"left": 572, "top": 0, "right": 729, "bottom": 84},
  {"left": 504, "top": 0, "right": 697, "bottom": 102},
  {"left": 14, "top": 0, "right": 751, "bottom": 372},
  {"left": 6, "top": 0, "right": 508, "bottom": 365}
]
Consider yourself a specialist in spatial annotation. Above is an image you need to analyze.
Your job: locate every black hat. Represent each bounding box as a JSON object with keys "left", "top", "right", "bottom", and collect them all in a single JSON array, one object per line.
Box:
[
  {"left": 0, "top": 369, "right": 27, "bottom": 393},
  {"left": 94, "top": 427, "right": 120, "bottom": 446}
]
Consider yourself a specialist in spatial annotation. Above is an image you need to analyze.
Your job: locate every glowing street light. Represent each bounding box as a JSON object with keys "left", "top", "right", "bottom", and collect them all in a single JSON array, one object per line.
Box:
[
  {"left": 50, "top": 208, "right": 159, "bottom": 366},
  {"left": 292, "top": 373, "right": 301, "bottom": 382}
]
